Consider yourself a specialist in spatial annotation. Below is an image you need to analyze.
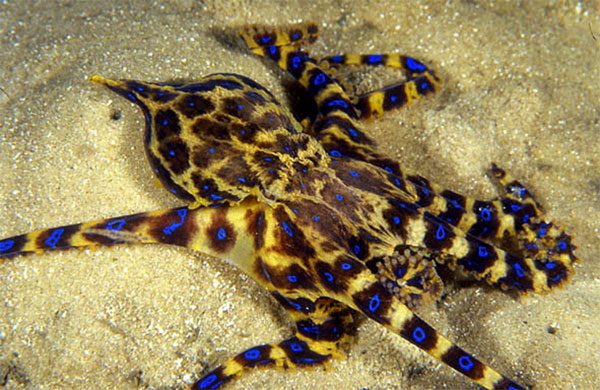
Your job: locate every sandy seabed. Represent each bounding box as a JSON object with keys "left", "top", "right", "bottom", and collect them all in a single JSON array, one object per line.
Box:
[{"left": 1, "top": 1, "right": 599, "bottom": 389}]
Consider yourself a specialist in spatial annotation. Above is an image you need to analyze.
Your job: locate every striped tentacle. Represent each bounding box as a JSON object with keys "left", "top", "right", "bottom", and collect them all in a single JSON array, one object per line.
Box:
[
  {"left": 0, "top": 199, "right": 267, "bottom": 268},
  {"left": 240, "top": 24, "right": 376, "bottom": 149},
  {"left": 326, "top": 264, "right": 527, "bottom": 389},
  {"left": 240, "top": 22, "right": 319, "bottom": 53},
  {"left": 247, "top": 41, "right": 383, "bottom": 161},
  {"left": 192, "top": 296, "right": 355, "bottom": 389},
  {"left": 397, "top": 173, "right": 540, "bottom": 243},
  {"left": 386, "top": 165, "right": 577, "bottom": 292},
  {"left": 192, "top": 335, "right": 331, "bottom": 390},
  {"left": 321, "top": 53, "right": 442, "bottom": 119},
  {"left": 382, "top": 197, "right": 574, "bottom": 294},
  {"left": 377, "top": 297, "right": 525, "bottom": 389}
]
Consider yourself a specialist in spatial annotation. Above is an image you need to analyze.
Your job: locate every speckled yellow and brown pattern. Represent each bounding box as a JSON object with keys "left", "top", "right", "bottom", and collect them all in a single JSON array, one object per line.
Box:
[{"left": 0, "top": 22, "right": 578, "bottom": 390}]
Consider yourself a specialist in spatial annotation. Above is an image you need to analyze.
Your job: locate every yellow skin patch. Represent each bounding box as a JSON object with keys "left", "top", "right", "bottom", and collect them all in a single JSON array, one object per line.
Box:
[{"left": 0, "top": 23, "right": 578, "bottom": 389}]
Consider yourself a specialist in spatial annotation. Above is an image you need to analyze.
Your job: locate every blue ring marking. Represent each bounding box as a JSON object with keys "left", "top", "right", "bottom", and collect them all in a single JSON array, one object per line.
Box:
[
  {"left": 236, "top": 104, "right": 244, "bottom": 111},
  {"left": 545, "top": 262, "right": 557, "bottom": 270},
  {"left": 244, "top": 348, "right": 261, "bottom": 360},
  {"left": 168, "top": 149, "right": 176, "bottom": 157},
  {"left": 412, "top": 326, "right": 426, "bottom": 343},
  {"left": 394, "top": 178, "right": 402, "bottom": 187},
  {"left": 537, "top": 227, "right": 547, "bottom": 237},
  {"left": 313, "top": 72, "right": 326, "bottom": 86},
  {"left": 198, "top": 373, "right": 217, "bottom": 388},
  {"left": 203, "top": 184, "right": 210, "bottom": 190},
  {"left": 480, "top": 207, "right": 492, "bottom": 221},
  {"left": 106, "top": 219, "right": 126, "bottom": 231},
  {"left": 45, "top": 229, "right": 64, "bottom": 248},
  {"left": 508, "top": 386, "right": 520, "bottom": 390},
  {"left": 287, "top": 275, "right": 298, "bottom": 283},
  {"left": 208, "top": 147, "right": 216, "bottom": 154},
  {"left": 264, "top": 157, "right": 273, "bottom": 162},
  {"left": 435, "top": 225, "right": 446, "bottom": 240},
  {"left": 324, "top": 272, "right": 334, "bottom": 282},
  {"left": 390, "top": 95, "right": 397, "bottom": 102},
  {"left": 366, "top": 54, "right": 382, "bottom": 64},
  {"left": 335, "top": 194, "right": 344, "bottom": 201},
  {"left": 393, "top": 216, "right": 401, "bottom": 225},
  {"left": 478, "top": 245, "right": 489, "bottom": 258},
  {"left": 299, "top": 323, "right": 320, "bottom": 335},
  {"left": 126, "top": 92, "right": 137, "bottom": 101},
  {"left": 525, "top": 242, "right": 538, "bottom": 251},
  {"left": 341, "top": 262, "right": 352, "bottom": 270},
  {"left": 368, "top": 293, "right": 381, "bottom": 312},
  {"left": 282, "top": 221, "right": 294, "bottom": 237},
  {"left": 510, "top": 203, "right": 521, "bottom": 212},
  {"left": 268, "top": 45, "right": 277, "bottom": 56},
  {"left": 327, "top": 99, "right": 348, "bottom": 108},
  {"left": 384, "top": 166, "right": 394, "bottom": 174},
  {"left": 328, "top": 55, "right": 343, "bottom": 63},
  {"left": 396, "top": 266, "right": 406, "bottom": 278},
  {"left": 289, "top": 342, "right": 303, "bottom": 352},
  {"left": 163, "top": 209, "right": 188, "bottom": 235},
  {"left": 458, "top": 355, "right": 474, "bottom": 371},
  {"left": 552, "top": 274, "right": 562, "bottom": 282},
  {"left": 210, "top": 194, "right": 223, "bottom": 201},
  {"left": 291, "top": 55, "right": 302, "bottom": 69},
  {"left": 312, "top": 215, "right": 320, "bottom": 222},
  {"left": 513, "top": 262, "right": 525, "bottom": 278},
  {"left": 217, "top": 228, "right": 227, "bottom": 240},
  {"left": 0, "top": 239, "right": 15, "bottom": 253},
  {"left": 237, "top": 177, "right": 246, "bottom": 183},
  {"left": 350, "top": 170, "right": 360, "bottom": 177},
  {"left": 162, "top": 118, "right": 168, "bottom": 126},
  {"left": 260, "top": 35, "right": 271, "bottom": 44},
  {"left": 419, "top": 81, "right": 430, "bottom": 91},
  {"left": 291, "top": 32, "right": 300, "bottom": 40},
  {"left": 353, "top": 244, "right": 361, "bottom": 255},
  {"left": 449, "top": 199, "right": 461, "bottom": 209},
  {"left": 348, "top": 128, "right": 359, "bottom": 138},
  {"left": 405, "top": 57, "right": 427, "bottom": 72},
  {"left": 557, "top": 241, "right": 567, "bottom": 251},
  {"left": 329, "top": 150, "right": 342, "bottom": 157},
  {"left": 523, "top": 213, "right": 531, "bottom": 223}
]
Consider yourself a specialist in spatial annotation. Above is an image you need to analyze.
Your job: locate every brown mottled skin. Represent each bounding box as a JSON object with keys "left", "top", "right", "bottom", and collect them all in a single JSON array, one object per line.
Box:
[{"left": 0, "top": 23, "right": 577, "bottom": 389}]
